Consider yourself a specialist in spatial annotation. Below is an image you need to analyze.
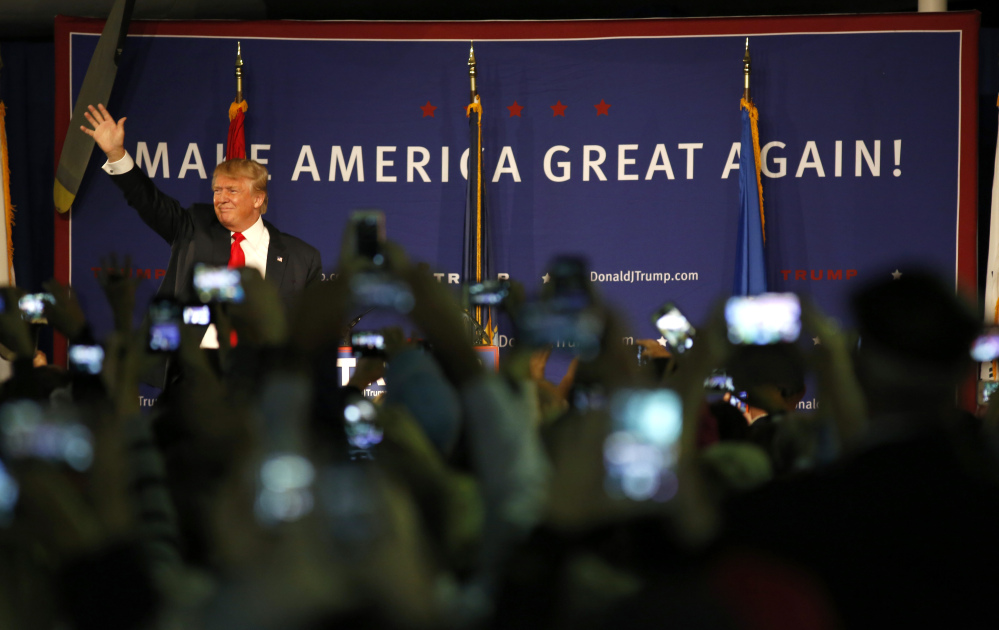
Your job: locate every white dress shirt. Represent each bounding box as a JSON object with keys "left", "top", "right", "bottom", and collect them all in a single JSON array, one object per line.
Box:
[
  {"left": 201, "top": 218, "right": 270, "bottom": 348},
  {"left": 236, "top": 215, "right": 269, "bottom": 280}
]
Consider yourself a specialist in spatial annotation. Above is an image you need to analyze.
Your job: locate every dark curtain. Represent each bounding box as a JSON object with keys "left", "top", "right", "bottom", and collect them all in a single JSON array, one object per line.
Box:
[{"left": 1, "top": 41, "right": 55, "bottom": 357}]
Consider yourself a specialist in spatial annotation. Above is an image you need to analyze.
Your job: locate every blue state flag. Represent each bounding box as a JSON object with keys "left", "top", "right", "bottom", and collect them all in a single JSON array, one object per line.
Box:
[{"left": 734, "top": 99, "right": 767, "bottom": 296}]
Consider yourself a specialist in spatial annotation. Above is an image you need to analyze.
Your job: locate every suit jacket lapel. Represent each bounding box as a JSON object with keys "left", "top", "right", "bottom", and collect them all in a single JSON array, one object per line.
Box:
[{"left": 265, "top": 221, "right": 288, "bottom": 289}]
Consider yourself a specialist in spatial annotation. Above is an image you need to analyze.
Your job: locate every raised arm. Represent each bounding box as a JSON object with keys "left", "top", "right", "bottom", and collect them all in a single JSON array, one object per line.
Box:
[
  {"left": 80, "top": 104, "right": 192, "bottom": 245},
  {"left": 81, "top": 103, "right": 127, "bottom": 163}
]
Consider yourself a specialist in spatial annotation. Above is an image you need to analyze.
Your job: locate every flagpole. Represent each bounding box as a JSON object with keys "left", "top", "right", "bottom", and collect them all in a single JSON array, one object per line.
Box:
[
  {"left": 468, "top": 41, "right": 478, "bottom": 104},
  {"left": 235, "top": 41, "right": 244, "bottom": 105},
  {"left": 463, "top": 42, "right": 493, "bottom": 344},
  {"left": 468, "top": 42, "right": 483, "bottom": 333},
  {"left": 743, "top": 37, "right": 751, "bottom": 102}
]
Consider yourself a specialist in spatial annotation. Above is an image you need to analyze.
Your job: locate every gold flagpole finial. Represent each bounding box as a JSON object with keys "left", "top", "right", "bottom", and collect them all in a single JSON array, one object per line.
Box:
[
  {"left": 235, "top": 41, "right": 244, "bottom": 104},
  {"left": 742, "top": 37, "right": 751, "bottom": 101},
  {"left": 468, "top": 41, "right": 478, "bottom": 103}
]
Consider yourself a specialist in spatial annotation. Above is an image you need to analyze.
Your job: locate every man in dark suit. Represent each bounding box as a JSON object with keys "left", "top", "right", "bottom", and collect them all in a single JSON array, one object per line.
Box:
[{"left": 81, "top": 104, "right": 322, "bottom": 321}]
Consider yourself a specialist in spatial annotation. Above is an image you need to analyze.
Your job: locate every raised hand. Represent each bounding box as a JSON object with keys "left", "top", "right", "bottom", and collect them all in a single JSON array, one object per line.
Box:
[
  {"left": 96, "top": 254, "right": 140, "bottom": 334},
  {"left": 634, "top": 338, "right": 672, "bottom": 360},
  {"left": 800, "top": 297, "right": 867, "bottom": 445},
  {"left": 42, "top": 279, "right": 88, "bottom": 341},
  {"left": 80, "top": 104, "right": 127, "bottom": 162},
  {"left": 348, "top": 357, "right": 386, "bottom": 390},
  {"left": 381, "top": 326, "right": 411, "bottom": 360}
]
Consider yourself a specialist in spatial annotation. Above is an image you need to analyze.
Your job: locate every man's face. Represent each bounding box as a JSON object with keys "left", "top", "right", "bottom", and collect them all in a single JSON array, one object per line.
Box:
[{"left": 212, "top": 175, "right": 263, "bottom": 232}]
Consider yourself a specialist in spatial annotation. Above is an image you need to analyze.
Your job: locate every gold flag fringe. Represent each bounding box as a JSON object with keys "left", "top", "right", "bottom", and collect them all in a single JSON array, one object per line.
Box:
[
  {"left": 466, "top": 96, "right": 492, "bottom": 345},
  {"left": 229, "top": 100, "right": 248, "bottom": 121},
  {"left": 740, "top": 97, "right": 765, "bottom": 245}
]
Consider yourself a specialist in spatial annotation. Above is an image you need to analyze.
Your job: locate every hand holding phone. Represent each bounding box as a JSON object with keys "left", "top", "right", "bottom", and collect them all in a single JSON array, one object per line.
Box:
[
  {"left": 147, "top": 298, "right": 182, "bottom": 353},
  {"left": 725, "top": 293, "right": 801, "bottom": 345},
  {"left": 350, "top": 331, "right": 387, "bottom": 358},
  {"left": 651, "top": 302, "right": 695, "bottom": 353},
  {"left": 971, "top": 328, "right": 999, "bottom": 362},
  {"left": 183, "top": 304, "right": 212, "bottom": 326},
  {"left": 518, "top": 256, "right": 603, "bottom": 356},
  {"left": 0, "top": 400, "right": 94, "bottom": 471},
  {"left": 467, "top": 280, "right": 511, "bottom": 306},
  {"left": 254, "top": 373, "right": 316, "bottom": 526},
  {"left": 704, "top": 371, "right": 735, "bottom": 393},
  {"left": 603, "top": 388, "right": 683, "bottom": 502},
  {"left": 349, "top": 272, "right": 415, "bottom": 313},
  {"left": 68, "top": 344, "right": 105, "bottom": 375},
  {"left": 516, "top": 300, "right": 604, "bottom": 358},
  {"left": 978, "top": 381, "right": 999, "bottom": 406},
  {"left": 18, "top": 293, "right": 55, "bottom": 324},
  {"left": 349, "top": 210, "right": 386, "bottom": 269},
  {"left": 544, "top": 255, "right": 593, "bottom": 310},
  {"left": 343, "top": 392, "right": 383, "bottom": 460},
  {"left": 193, "top": 264, "right": 245, "bottom": 303}
]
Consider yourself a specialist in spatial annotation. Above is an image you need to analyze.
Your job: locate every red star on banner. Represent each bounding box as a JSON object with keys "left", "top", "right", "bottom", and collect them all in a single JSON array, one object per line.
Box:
[
  {"left": 550, "top": 100, "right": 567, "bottom": 117},
  {"left": 507, "top": 101, "right": 524, "bottom": 117},
  {"left": 594, "top": 99, "right": 611, "bottom": 116},
  {"left": 420, "top": 101, "right": 437, "bottom": 118}
]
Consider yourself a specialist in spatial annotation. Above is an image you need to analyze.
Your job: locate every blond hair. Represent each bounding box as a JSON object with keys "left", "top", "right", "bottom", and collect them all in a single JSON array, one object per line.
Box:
[{"left": 213, "top": 159, "right": 269, "bottom": 214}]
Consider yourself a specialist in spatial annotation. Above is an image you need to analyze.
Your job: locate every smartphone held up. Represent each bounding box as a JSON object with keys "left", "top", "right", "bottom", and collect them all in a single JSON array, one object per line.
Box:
[
  {"left": 351, "top": 331, "right": 386, "bottom": 358},
  {"left": 603, "top": 388, "right": 683, "bottom": 503},
  {"left": 725, "top": 293, "right": 801, "bottom": 345},
  {"left": 651, "top": 302, "right": 695, "bottom": 353},
  {"left": 346, "top": 210, "right": 415, "bottom": 313},
  {"left": 193, "top": 264, "right": 244, "bottom": 304},
  {"left": 467, "top": 279, "right": 511, "bottom": 307},
  {"left": 971, "top": 328, "right": 999, "bottom": 363},
  {"left": 349, "top": 210, "right": 386, "bottom": 269},
  {"left": 18, "top": 293, "right": 55, "bottom": 324},
  {"left": 147, "top": 298, "right": 182, "bottom": 353},
  {"left": 68, "top": 344, "right": 105, "bottom": 375},
  {"left": 517, "top": 256, "right": 604, "bottom": 358}
]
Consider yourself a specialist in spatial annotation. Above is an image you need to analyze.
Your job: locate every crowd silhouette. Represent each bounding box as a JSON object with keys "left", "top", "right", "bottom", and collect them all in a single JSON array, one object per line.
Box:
[{"left": 0, "top": 232, "right": 996, "bottom": 630}]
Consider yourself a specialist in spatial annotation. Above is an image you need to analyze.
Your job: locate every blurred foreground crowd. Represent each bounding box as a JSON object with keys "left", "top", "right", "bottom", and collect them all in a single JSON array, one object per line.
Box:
[{"left": 0, "top": 244, "right": 997, "bottom": 630}]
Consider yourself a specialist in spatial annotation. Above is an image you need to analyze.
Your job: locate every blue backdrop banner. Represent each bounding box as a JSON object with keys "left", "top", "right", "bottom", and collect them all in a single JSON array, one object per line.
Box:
[{"left": 55, "top": 14, "right": 979, "bottom": 375}]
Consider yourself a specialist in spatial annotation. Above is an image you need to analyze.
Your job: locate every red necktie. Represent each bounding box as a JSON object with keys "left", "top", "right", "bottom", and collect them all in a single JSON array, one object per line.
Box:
[
  {"left": 229, "top": 232, "right": 246, "bottom": 268},
  {"left": 227, "top": 232, "right": 245, "bottom": 347}
]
